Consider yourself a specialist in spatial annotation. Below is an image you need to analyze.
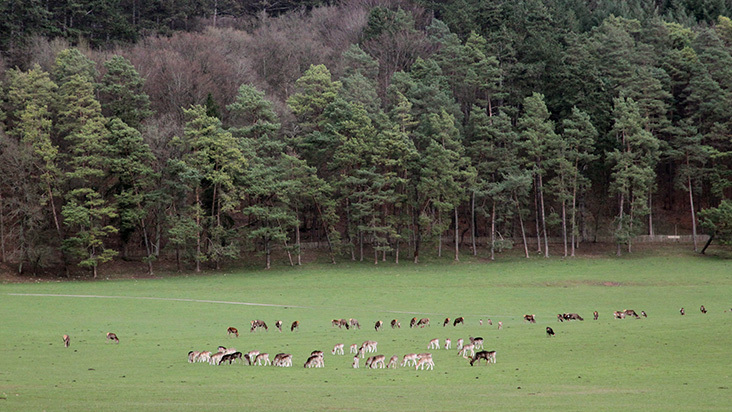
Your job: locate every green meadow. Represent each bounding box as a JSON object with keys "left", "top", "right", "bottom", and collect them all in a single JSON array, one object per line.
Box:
[{"left": 0, "top": 254, "right": 730, "bottom": 411}]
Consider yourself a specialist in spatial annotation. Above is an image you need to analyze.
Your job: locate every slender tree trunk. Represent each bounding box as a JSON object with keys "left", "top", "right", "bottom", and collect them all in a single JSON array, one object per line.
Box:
[
  {"left": 265, "top": 238, "right": 271, "bottom": 269},
  {"left": 413, "top": 210, "right": 420, "bottom": 264},
  {"left": 0, "top": 191, "right": 4, "bottom": 263},
  {"left": 687, "top": 166, "right": 698, "bottom": 252},
  {"left": 195, "top": 188, "right": 201, "bottom": 272},
  {"left": 490, "top": 200, "right": 496, "bottom": 261},
  {"left": 562, "top": 199, "right": 568, "bottom": 257},
  {"left": 617, "top": 193, "right": 624, "bottom": 257},
  {"left": 454, "top": 207, "right": 459, "bottom": 262},
  {"left": 395, "top": 234, "right": 400, "bottom": 264},
  {"left": 571, "top": 170, "right": 578, "bottom": 257},
  {"left": 437, "top": 209, "right": 442, "bottom": 258},
  {"left": 296, "top": 215, "right": 302, "bottom": 266},
  {"left": 534, "top": 179, "right": 541, "bottom": 253},
  {"left": 515, "top": 193, "right": 529, "bottom": 258},
  {"left": 359, "top": 230, "right": 364, "bottom": 262},
  {"left": 700, "top": 233, "right": 714, "bottom": 254},
  {"left": 628, "top": 198, "right": 634, "bottom": 254},
  {"left": 471, "top": 191, "right": 477, "bottom": 256},
  {"left": 648, "top": 191, "right": 654, "bottom": 237},
  {"left": 314, "top": 201, "right": 335, "bottom": 264},
  {"left": 538, "top": 174, "right": 549, "bottom": 258}
]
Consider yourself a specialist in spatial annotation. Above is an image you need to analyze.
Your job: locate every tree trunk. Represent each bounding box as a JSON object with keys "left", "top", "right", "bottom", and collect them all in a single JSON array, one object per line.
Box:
[
  {"left": 538, "top": 174, "right": 549, "bottom": 258},
  {"left": 359, "top": 230, "right": 364, "bottom": 262},
  {"left": 515, "top": 193, "right": 529, "bottom": 259},
  {"left": 616, "top": 193, "right": 624, "bottom": 257},
  {"left": 454, "top": 207, "right": 459, "bottom": 262},
  {"left": 562, "top": 198, "right": 568, "bottom": 257},
  {"left": 471, "top": 191, "right": 477, "bottom": 256},
  {"left": 413, "top": 210, "right": 420, "bottom": 264},
  {"left": 314, "top": 201, "right": 335, "bottom": 264},
  {"left": 195, "top": 188, "right": 201, "bottom": 272},
  {"left": 688, "top": 165, "right": 698, "bottom": 252},
  {"left": 0, "top": 191, "right": 4, "bottom": 263},
  {"left": 700, "top": 233, "right": 714, "bottom": 254},
  {"left": 648, "top": 191, "right": 654, "bottom": 237},
  {"left": 534, "top": 179, "right": 541, "bottom": 253},
  {"left": 570, "top": 169, "right": 578, "bottom": 257},
  {"left": 437, "top": 210, "right": 442, "bottom": 258},
  {"left": 265, "top": 238, "right": 271, "bottom": 269},
  {"left": 490, "top": 200, "right": 496, "bottom": 261},
  {"left": 296, "top": 217, "right": 302, "bottom": 266}
]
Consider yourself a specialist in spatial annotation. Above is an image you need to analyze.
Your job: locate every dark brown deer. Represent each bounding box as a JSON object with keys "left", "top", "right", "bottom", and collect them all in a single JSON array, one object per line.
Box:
[
  {"left": 374, "top": 320, "right": 383, "bottom": 331},
  {"left": 453, "top": 316, "right": 465, "bottom": 326},
  {"left": 546, "top": 327, "right": 555, "bottom": 337},
  {"left": 227, "top": 327, "right": 239, "bottom": 337},
  {"left": 106, "top": 332, "right": 119, "bottom": 343},
  {"left": 443, "top": 317, "right": 450, "bottom": 327},
  {"left": 410, "top": 317, "right": 418, "bottom": 328},
  {"left": 291, "top": 321, "right": 300, "bottom": 332},
  {"left": 417, "top": 318, "right": 430, "bottom": 328},
  {"left": 470, "top": 350, "right": 497, "bottom": 366},
  {"left": 593, "top": 311, "right": 599, "bottom": 320},
  {"left": 524, "top": 314, "right": 536, "bottom": 323},
  {"left": 391, "top": 319, "right": 400, "bottom": 328},
  {"left": 700, "top": 305, "right": 707, "bottom": 314}
]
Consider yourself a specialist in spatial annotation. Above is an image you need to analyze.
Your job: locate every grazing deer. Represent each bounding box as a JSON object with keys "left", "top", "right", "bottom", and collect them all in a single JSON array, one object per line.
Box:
[
  {"left": 700, "top": 305, "right": 707, "bottom": 314},
  {"left": 641, "top": 311, "right": 647, "bottom": 318},
  {"left": 374, "top": 320, "right": 383, "bottom": 331},
  {"left": 63, "top": 334, "right": 70, "bottom": 348},
  {"left": 498, "top": 321, "right": 503, "bottom": 330},
  {"left": 443, "top": 317, "right": 450, "bottom": 327},
  {"left": 470, "top": 350, "right": 497, "bottom": 366},
  {"left": 523, "top": 314, "right": 536, "bottom": 323},
  {"left": 487, "top": 319, "right": 493, "bottom": 326},
  {"left": 388, "top": 355, "right": 399, "bottom": 368},
  {"left": 565, "top": 313, "right": 584, "bottom": 321},
  {"left": 458, "top": 344, "right": 475, "bottom": 358},
  {"left": 332, "top": 319, "right": 349, "bottom": 329},
  {"left": 275, "top": 320, "right": 283, "bottom": 332},
  {"left": 444, "top": 339, "right": 452, "bottom": 350},
  {"left": 304, "top": 355, "right": 320, "bottom": 368},
  {"left": 350, "top": 343, "right": 358, "bottom": 354},
  {"left": 614, "top": 311, "right": 626, "bottom": 319},
  {"left": 188, "top": 351, "right": 200, "bottom": 363},
  {"left": 221, "top": 352, "right": 243, "bottom": 365},
  {"left": 469, "top": 337, "right": 484, "bottom": 350},
  {"left": 401, "top": 353, "right": 418, "bottom": 367},
  {"left": 332, "top": 343, "right": 345, "bottom": 355},
  {"left": 291, "top": 320, "right": 300, "bottom": 331},
  {"left": 410, "top": 317, "right": 418, "bottom": 328},
  {"left": 250, "top": 320, "right": 268, "bottom": 332},
  {"left": 255, "top": 353, "right": 271, "bottom": 366},
  {"left": 198, "top": 351, "right": 212, "bottom": 363},
  {"left": 391, "top": 319, "right": 400, "bottom": 329},
  {"left": 310, "top": 350, "right": 324, "bottom": 358},
  {"left": 370, "top": 355, "right": 386, "bottom": 369},
  {"left": 557, "top": 314, "right": 565, "bottom": 322},
  {"left": 227, "top": 327, "right": 239, "bottom": 337},
  {"left": 349, "top": 318, "right": 361, "bottom": 329},
  {"left": 546, "top": 326, "right": 555, "bottom": 337},
  {"left": 357, "top": 345, "right": 366, "bottom": 359},
  {"left": 593, "top": 311, "right": 599, "bottom": 320},
  {"left": 352, "top": 356, "right": 360, "bottom": 368},
  {"left": 428, "top": 338, "right": 440, "bottom": 349},
  {"left": 479, "top": 319, "right": 483, "bottom": 326},
  {"left": 106, "top": 332, "right": 119, "bottom": 343},
  {"left": 361, "top": 340, "right": 378, "bottom": 353},
  {"left": 247, "top": 350, "right": 260, "bottom": 363},
  {"left": 623, "top": 309, "right": 640, "bottom": 319},
  {"left": 209, "top": 352, "right": 225, "bottom": 365},
  {"left": 273, "top": 353, "right": 292, "bottom": 367},
  {"left": 456, "top": 338, "right": 464, "bottom": 351},
  {"left": 680, "top": 308, "right": 685, "bottom": 316},
  {"left": 417, "top": 318, "right": 430, "bottom": 328},
  {"left": 415, "top": 356, "right": 434, "bottom": 370},
  {"left": 453, "top": 317, "right": 465, "bottom": 326}
]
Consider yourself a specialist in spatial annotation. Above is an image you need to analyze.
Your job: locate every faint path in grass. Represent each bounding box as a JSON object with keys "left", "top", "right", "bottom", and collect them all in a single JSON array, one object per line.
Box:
[{"left": 6, "top": 293, "right": 517, "bottom": 318}]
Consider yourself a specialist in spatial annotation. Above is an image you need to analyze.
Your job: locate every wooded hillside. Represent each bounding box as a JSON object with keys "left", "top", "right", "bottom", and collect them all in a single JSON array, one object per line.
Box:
[{"left": 0, "top": 0, "right": 730, "bottom": 276}]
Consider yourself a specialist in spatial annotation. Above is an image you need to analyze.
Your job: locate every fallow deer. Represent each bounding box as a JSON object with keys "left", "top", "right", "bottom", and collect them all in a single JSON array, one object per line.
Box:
[
  {"left": 469, "top": 337, "right": 484, "bottom": 350},
  {"left": 623, "top": 309, "right": 640, "bottom": 319},
  {"left": 198, "top": 351, "right": 212, "bottom": 363},
  {"left": 453, "top": 317, "right": 465, "bottom": 326},
  {"left": 273, "top": 353, "right": 292, "bottom": 367},
  {"left": 428, "top": 338, "right": 440, "bottom": 349},
  {"left": 498, "top": 321, "right": 503, "bottom": 330},
  {"left": 680, "top": 308, "right": 685, "bottom": 316},
  {"left": 401, "top": 353, "right": 418, "bottom": 367},
  {"left": 250, "top": 319, "right": 268, "bottom": 332},
  {"left": 387, "top": 355, "right": 399, "bottom": 368},
  {"left": 593, "top": 311, "right": 599, "bottom": 320},
  {"left": 546, "top": 326, "right": 555, "bottom": 337},
  {"left": 352, "top": 356, "right": 359, "bottom": 368},
  {"left": 410, "top": 317, "right": 418, "bottom": 328},
  {"left": 332, "top": 318, "right": 349, "bottom": 329},
  {"left": 614, "top": 311, "right": 626, "bottom": 319},
  {"left": 255, "top": 353, "right": 271, "bottom": 366},
  {"left": 456, "top": 338, "right": 464, "bottom": 351},
  {"left": 700, "top": 305, "right": 707, "bottom": 314},
  {"left": 469, "top": 350, "right": 497, "bottom": 366},
  {"left": 374, "top": 320, "right": 383, "bottom": 331},
  {"left": 523, "top": 314, "right": 536, "bottom": 323},
  {"left": 443, "top": 317, "right": 450, "bottom": 327},
  {"left": 291, "top": 320, "right": 300, "bottom": 331},
  {"left": 188, "top": 351, "right": 200, "bottom": 363},
  {"left": 370, "top": 355, "right": 386, "bottom": 369},
  {"left": 310, "top": 350, "right": 324, "bottom": 358},
  {"left": 209, "top": 352, "right": 225, "bottom": 365},
  {"left": 361, "top": 340, "right": 378, "bottom": 353},
  {"left": 417, "top": 318, "right": 430, "bottom": 328},
  {"left": 275, "top": 320, "right": 283, "bottom": 332},
  {"left": 349, "top": 318, "right": 361, "bottom": 329},
  {"left": 227, "top": 327, "right": 239, "bottom": 337},
  {"left": 332, "top": 343, "right": 345, "bottom": 355},
  {"left": 350, "top": 343, "right": 358, "bottom": 354},
  {"left": 444, "top": 338, "right": 452, "bottom": 350},
  {"left": 391, "top": 319, "right": 400, "bottom": 329},
  {"left": 458, "top": 344, "right": 475, "bottom": 358},
  {"left": 106, "top": 332, "right": 119, "bottom": 343},
  {"left": 247, "top": 350, "right": 260, "bottom": 362},
  {"left": 63, "top": 334, "right": 70, "bottom": 348},
  {"left": 415, "top": 356, "right": 434, "bottom": 370}
]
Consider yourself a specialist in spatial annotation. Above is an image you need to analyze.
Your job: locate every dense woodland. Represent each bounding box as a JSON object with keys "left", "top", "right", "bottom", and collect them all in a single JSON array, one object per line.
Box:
[{"left": 0, "top": 0, "right": 731, "bottom": 276}]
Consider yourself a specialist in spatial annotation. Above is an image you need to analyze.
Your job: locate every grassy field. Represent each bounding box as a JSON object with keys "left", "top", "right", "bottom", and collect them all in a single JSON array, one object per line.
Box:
[{"left": 0, "top": 254, "right": 730, "bottom": 411}]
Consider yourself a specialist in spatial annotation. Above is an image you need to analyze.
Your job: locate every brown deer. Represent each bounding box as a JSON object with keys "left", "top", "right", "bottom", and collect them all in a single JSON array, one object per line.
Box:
[
  {"left": 368, "top": 354, "right": 386, "bottom": 369},
  {"left": 614, "top": 311, "right": 626, "bottom": 319},
  {"left": 349, "top": 343, "right": 358, "bottom": 354},
  {"left": 273, "top": 353, "right": 292, "bottom": 367},
  {"left": 254, "top": 353, "right": 271, "bottom": 366},
  {"left": 546, "top": 327, "right": 555, "bottom": 337},
  {"left": 291, "top": 320, "right": 300, "bottom": 331},
  {"left": 456, "top": 338, "right": 464, "bottom": 351},
  {"left": 106, "top": 332, "right": 119, "bottom": 343},
  {"left": 470, "top": 350, "right": 497, "bottom": 366},
  {"left": 453, "top": 317, "right": 465, "bottom": 326},
  {"left": 227, "top": 327, "right": 239, "bottom": 337},
  {"left": 349, "top": 318, "right": 361, "bottom": 329},
  {"left": 332, "top": 343, "right": 345, "bottom": 355},
  {"left": 352, "top": 356, "right": 360, "bottom": 368},
  {"left": 469, "top": 337, "right": 484, "bottom": 350},
  {"left": 387, "top": 355, "right": 399, "bottom": 368},
  {"left": 275, "top": 320, "right": 283, "bottom": 332},
  {"left": 415, "top": 356, "right": 434, "bottom": 370},
  {"left": 593, "top": 311, "right": 599, "bottom": 320},
  {"left": 410, "top": 317, "right": 418, "bottom": 328},
  {"left": 523, "top": 314, "right": 536, "bottom": 323},
  {"left": 63, "top": 334, "right": 70, "bottom": 348},
  {"left": 700, "top": 305, "right": 707, "bottom": 314},
  {"left": 401, "top": 353, "right": 418, "bottom": 367},
  {"left": 443, "top": 317, "right": 450, "bottom": 327},
  {"left": 391, "top": 319, "right": 400, "bottom": 328},
  {"left": 417, "top": 318, "right": 430, "bottom": 328},
  {"left": 680, "top": 308, "right": 685, "bottom": 316},
  {"left": 374, "top": 320, "right": 383, "bottom": 331},
  {"left": 250, "top": 320, "right": 268, "bottom": 332},
  {"left": 332, "top": 319, "right": 349, "bottom": 329},
  {"left": 458, "top": 344, "right": 475, "bottom": 358},
  {"left": 428, "top": 338, "right": 440, "bottom": 349},
  {"left": 498, "top": 321, "right": 503, "bottom": 330}
]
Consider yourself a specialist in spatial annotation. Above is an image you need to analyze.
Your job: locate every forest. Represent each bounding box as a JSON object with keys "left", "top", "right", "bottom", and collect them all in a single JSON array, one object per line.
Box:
[{"left": 0, "top": 0, "right": 730, "bottom": 277}]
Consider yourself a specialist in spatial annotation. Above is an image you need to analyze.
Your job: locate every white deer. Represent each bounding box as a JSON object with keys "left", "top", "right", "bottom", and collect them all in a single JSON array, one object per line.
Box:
[
  {"left": 428, "top": 338, "right": 440, "bottom": 349},
  {"left": 332, "top": 343, "right": 345, "bottom": 355},
  {"left": 401, "top": 353, "right": 418, "bottom": 367},
  {"left": 444, "top": 339, "right": 452, "bottom": 350}
]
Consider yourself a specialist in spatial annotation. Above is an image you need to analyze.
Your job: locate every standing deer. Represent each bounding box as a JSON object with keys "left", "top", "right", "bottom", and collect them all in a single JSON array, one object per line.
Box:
[
  {"left": 456, "top": 338, "right": 464, "bottom": 351},
  {"left": 700, "top": 305, "right": 707, "bottom": 314},
  {"left": 63, "top": 334, "right": 70, "bottom": 348},
  {"left": 524, "top": 314, "right": 536, "bottom": 323},
  {"left": 387, "top": 355, "right": 399, "bottom": 368},
  {"left": 444, "top": 339, "right": 452, "bottom": 350},
  {"left": 106, "top": 332, "right": 119, "bottom": 343},
  {"left": 391, "top": 319, "right": 400, "bottom": 329},
  {"left": 417, "top": 318, "right": 430, "bottom": 328},
  {"left": 593, "top": 311, "right": 599, "bottom": 320},
  {"left": 374, "top": 320, "right": 383, "bottom": 331},
  {"left": 291, "top": 320, "right": 300, "bottom": 331},
  {"left": 410, "top": 317, "right": 418, "bottom": 328},
  {"left": 428, "top": 338, "right": 440, "bottom": 349},
  {"left": 498, "top": 321, "right": 503, "bottom": 330},
  {"left": 275, "top": 320, "right": 283, "bottom": 332},
  {"left": 227, "top": 327, "right": 239, "bottom": 337},
  {"left": 458, "top": 344, "right": 475, "bottom": 358},
  {"left": 350, "top": 343, "right": 358, "bottom": 354},
  {"left": 401, "top": 353, "right": 418, "bottom": 367},
  {"left": 352, "top": 356, "right": 359, "bottom": 368},
  {"left": 453, "top": 317, "right": 465, "bottom": 326},
  {"left": 546, "top": 327, "right": 555, "bottom": 337},
  {"left": 349, "top": 318, "right": 361, "bottom": 329},
  {"left": 680, "top": 308, "right": 685, "bottom": 316},
  {"left": 255, "top": 353, "right": 271, "bottom": 366},
  {"left": 368, "top": 355, "right": 386, "bottom": 369},
  {"left": 332, "top": 343, "right": 345, "bottom": 355},
  {"left": 443, "top": 317, "right": 450, "bottom": 327},
  {"left": 469, "top": 337, "right": 484, "bottom": 350},
  {"left": 415, "top": 356, "right": 434, "bottom": 370}
]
